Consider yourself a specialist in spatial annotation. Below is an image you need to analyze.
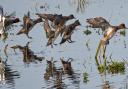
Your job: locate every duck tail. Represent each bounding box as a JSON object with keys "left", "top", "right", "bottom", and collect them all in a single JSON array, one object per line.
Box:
[{"left": 17, "top": 28, "right": 25, "bottom": 35}]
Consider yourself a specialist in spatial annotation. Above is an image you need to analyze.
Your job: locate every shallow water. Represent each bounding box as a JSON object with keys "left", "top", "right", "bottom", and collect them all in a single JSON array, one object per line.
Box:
[{"left": 1, "top": 0, "right": 128, "bottom": 89}]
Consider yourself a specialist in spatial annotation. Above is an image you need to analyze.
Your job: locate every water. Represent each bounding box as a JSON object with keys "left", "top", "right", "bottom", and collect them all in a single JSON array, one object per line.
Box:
[{"left": 0, "top": 0, "right": 128, "bottom": 89}]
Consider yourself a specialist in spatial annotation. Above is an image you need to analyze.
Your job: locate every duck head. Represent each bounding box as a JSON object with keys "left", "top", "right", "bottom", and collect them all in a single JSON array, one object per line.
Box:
[
  {"left": 118, "top": 23, "right": 127, "bottom": 29},
  {"left": 14, "top": 18, "right": 20, "bottom": 23},
  {"left": 75, "top": 20, "right": 81, "bottom": 26},
  {"left": 69, "top": 14, "right": 75, "bottom": 19}
]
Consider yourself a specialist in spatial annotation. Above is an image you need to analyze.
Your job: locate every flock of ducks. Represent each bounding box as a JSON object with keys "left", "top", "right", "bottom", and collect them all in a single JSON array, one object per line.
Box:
[{"left": 0, "top": 5, "right": 128, "bottom": 80}]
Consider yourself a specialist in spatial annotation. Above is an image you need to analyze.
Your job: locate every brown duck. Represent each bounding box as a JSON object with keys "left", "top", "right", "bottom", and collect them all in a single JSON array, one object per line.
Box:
[
  {"left": 60, "top": 20, "right": 81, "bottom": 44},
  {"left": 43, "top": 19, "right": 55, "bottom": 48},
  {"left": 95, "top": 22, "right": 127, "bottom": 59},
  {"left": 52, "top": 14, "right": 75, "bottom": 43},
  {"left": 17, "top": 12, "right": 42, "bottom": 39},
  {"left": 86, "top": 17, "right": 110, "bottom": 31},
  {"left": 36, "top": 13, "right": 57, "bottom": 22}
]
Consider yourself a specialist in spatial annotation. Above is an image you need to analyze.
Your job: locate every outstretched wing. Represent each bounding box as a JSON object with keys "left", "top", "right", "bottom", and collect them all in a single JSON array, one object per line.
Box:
[
  {"left": 0, "top": 5, "right": 3, "bottom": 16},
  {"left": 5, "top": 11, "right": 16, "bottom": 18}
]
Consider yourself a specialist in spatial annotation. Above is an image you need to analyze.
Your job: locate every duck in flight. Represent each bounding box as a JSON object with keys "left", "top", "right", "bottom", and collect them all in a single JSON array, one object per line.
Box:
[
  {"left": 90, "top": 17, "right": 128, "bottom": 59},
  {"left": 86, "top": 17, "right": 110, "bottom": 31},
  {"left": 0, "top": 6, "right": 20, "bottom": 38},
  {"left": 17, "top": 12, "right": 42, "bottom": 39},
  {"left": 60, "top": 20, "right": 81, "bottom": 45}
]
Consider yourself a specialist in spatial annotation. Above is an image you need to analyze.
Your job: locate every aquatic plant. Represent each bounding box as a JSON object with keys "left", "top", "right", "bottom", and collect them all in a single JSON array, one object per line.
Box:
[
  {"left": 120, "top": 29, "right": 126, "bottom": 36},
  {"left": 107, "top": 61, "right": 125, "bottom": 74},
  {"left": 2, "top": 33, "right": 8, "bottom": 42},
  {"left": 83, "top": 29, "right": 92, "bottom": 35},
  {"left": 83, "top": 72, "right": 89, "bottom": 83},
  {"left": 96, "top": 57, "right": 107, "bottom": 73},
  {"left": 85, "top": 39, "right": 90, "bottom": 51}
]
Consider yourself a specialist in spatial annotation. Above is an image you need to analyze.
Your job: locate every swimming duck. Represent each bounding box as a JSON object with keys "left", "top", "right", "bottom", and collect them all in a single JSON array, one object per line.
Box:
[
  {"left": 95, "top": 22, "right": 127, "bottom": 59},
  {"left": 86, "top": 17, "right": 110, "bottom": 31},
  {"left": 17, "top": 12, "right": 42, "bottom": 39},
  {"left": 60, "top": 20, "right": 81, "bottom": 44}
]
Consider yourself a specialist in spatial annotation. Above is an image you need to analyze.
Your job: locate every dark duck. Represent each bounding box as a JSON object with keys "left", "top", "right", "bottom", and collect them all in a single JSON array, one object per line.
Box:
[{"left": 60, "top": 20, "right": 81, "bottom": 45}]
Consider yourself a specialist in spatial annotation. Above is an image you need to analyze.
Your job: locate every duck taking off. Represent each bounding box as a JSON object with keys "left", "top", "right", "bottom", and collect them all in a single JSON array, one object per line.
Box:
[
  {"left": 17, "top": 12, "right": 42, "bottom": 39},
  {"left": 60, "top": 20, "right": 81, "bottom": 45},
  {"left": 95, "top": 22, "right": 127, "bottom": 59},
  {"left": 0, "top": 6, "right": 20, "bottom": 39},
  {"left": 43, "top": 19, "right": 55, "bottom": 48}
]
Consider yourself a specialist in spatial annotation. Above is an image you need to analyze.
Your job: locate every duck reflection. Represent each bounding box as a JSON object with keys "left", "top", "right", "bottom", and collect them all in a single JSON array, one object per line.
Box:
[
  {"left": 96, "top": 57, "right": 113, "bottom": 89},
  {"left": 44, "top": 58, "right": 66, "bottom": 89},
  {"left": 4, "top": 64, "right": 20, "bottom": 88},
  {"left": 60, "top": 58, "right": 73, "bottom": 75},
  {"left": 60, "top": 58, "right": 80, "bottom": 88},
  {"left": 44, "top": 58, "right": 57, "bottom": 80},
  {"left": 0, "top": 58, "right": 20, "bottom": 88},
  {"left": 99, "top": 75, "right": 112, "bottom": 89},
  {"left": 0, "top": 57, "right": 5, "bottom": 82},
  {"left": 44, "top": 57, "right": 80, "bottom": 89},
  {"left": 54, "top": 70, "right": 63, "bottom": 89},
  {"left": 11, "top": 42, "right": 44, "bottom": 64}
]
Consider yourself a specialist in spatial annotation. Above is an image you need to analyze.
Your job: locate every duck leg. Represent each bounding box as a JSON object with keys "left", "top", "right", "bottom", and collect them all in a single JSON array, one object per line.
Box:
[
  {"left": 102, "top": 45, "right": 106, "bottom": 59},
  {"left": 53, "top": 26, "right": 61, "bottom": 44},
  {"left": 67, "top": 36, "right": 74, "bottom": 43},
  {"left": 26, "top": 33, "right": 32, "bottom": 39}
]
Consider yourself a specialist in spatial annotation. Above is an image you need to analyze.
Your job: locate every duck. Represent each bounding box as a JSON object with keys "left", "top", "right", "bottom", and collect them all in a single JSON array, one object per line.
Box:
[
  {"left": 95, "top": 22, "right": 127, "bottom": 59},
  {"left": 52, "top": 14, "right": 75, "bottom": 44},
  {"left": 86, "top": 17, "right": 110, "bottom": 31},
  {"left": 36, "top": 13, "right": 75, "bottom": 27},
  {"left": 0, "top": 6, "right": 7, "bottom": 37},
  {"left": 36, "top": 13, "right": 57, "bottom": 22},
  {"left": 0, "top": 6, "right": 20, "bottom": 38},
  {"left": 60, "top": 20, "right": 81, "bottom": 44},
  {"left": 17, "top": 12, "right": 42, "bottom": 39},
  {"left": 43, "top": 19, "right": 55, "bottom": 48},
  {"left": 5, "top": 17, "right": 20, "bottom": 28}
]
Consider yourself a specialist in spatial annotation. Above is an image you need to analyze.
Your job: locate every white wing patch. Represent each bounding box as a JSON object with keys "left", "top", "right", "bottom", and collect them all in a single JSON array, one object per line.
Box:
[{"left": 106, "top": 27, "right": 113, "bottom": 36}]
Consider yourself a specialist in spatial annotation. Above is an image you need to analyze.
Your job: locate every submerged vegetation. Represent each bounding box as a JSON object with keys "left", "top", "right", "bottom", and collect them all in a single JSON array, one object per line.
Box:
[
  {"left": 83, "top": 72, "right": 89, "bottom": 83},
  {"left": 120, "top": 29, "right": 126, "bottom": 36},
  {"left": 108, "top": 61, "right": 125, "bottom": 74},
  {"left": 96, "top": 58, "right": 125, "bottom": 74},
  {"left": 83, "top": 29, "right": 92, "bottom": 35}
]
